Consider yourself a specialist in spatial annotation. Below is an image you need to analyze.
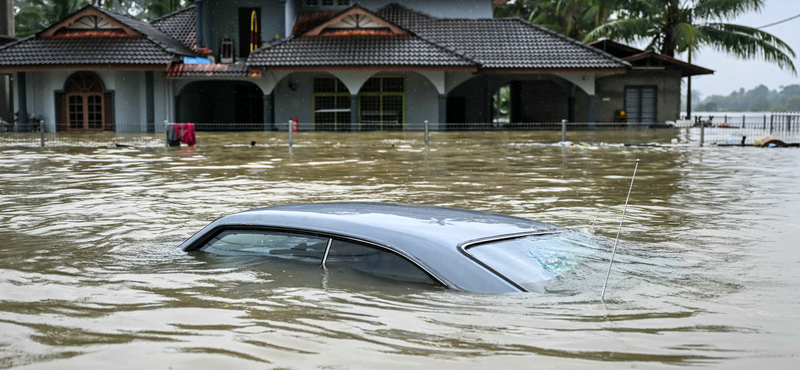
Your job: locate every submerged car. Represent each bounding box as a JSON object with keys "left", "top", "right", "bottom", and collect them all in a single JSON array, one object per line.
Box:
[{"left": 179, "top": 203, "right": 605, "bottom": 293}]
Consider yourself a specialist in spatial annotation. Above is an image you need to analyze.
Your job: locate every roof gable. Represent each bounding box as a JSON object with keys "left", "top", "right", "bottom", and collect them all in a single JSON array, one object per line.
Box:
[
  {"left": 304, "top": 5, "right": 410, "bottom": 37},
  {"left": 39, "top": 7, "right": 141, "bottom": 38}
]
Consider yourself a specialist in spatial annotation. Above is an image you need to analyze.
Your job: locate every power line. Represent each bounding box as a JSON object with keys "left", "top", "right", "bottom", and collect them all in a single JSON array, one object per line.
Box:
[{"left": 757, "top": 13, "right": 800, "bottom": 29}]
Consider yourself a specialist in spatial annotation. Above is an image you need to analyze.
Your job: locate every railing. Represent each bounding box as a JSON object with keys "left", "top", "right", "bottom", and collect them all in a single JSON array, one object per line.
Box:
[
  {"left": 2, "top": 119, "right": 799, "bottom": 148},
  {"left": 686, "top": 112, "right": 800, "bottom": 146}
]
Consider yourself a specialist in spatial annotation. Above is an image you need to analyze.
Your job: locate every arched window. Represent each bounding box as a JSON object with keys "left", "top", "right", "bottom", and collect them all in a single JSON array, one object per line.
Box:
[{"left": 56, "top": 72, "right": 114, "bottom": 132}]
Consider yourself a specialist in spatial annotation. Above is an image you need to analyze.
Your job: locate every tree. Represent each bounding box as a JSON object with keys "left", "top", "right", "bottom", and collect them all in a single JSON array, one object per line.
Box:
[
  {"left": 14, "top": 0, "right": 189, "bottom": 36},
  {"left": 495, "top": 0, "right": 624, "bottom": 40},
  {"left": 770, "top": 103, "right": 785, "bottom": 112},
  {"left": 14, "top": 0, "right": 91, "bottom": 37},
  {"left": 787, "top": 95, "right": 800, "bottom": 111},
  {"left": 584, "top": 0, "right": 796, "bottom": 75}
]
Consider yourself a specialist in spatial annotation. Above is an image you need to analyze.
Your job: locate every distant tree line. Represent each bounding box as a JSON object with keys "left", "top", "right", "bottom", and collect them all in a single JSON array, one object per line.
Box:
[
  {"left": 689, "top": 85, "right": 800, "bottom": 112},
  {"left": 14, "top": 0, "right": 188, "bottom": 37}
]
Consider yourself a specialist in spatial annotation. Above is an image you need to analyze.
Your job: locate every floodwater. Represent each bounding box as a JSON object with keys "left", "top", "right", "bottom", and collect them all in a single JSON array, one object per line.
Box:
[{"left": 1, "top": 135, "right": 799, "bottom": 369}]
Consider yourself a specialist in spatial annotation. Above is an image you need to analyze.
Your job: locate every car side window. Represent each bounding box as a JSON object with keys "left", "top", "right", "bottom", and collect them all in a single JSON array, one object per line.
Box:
[
  {"left": 200, "top": 230, "right": 329, "bottom": 263},
  {"left": 325, "top": 239, "right": 438, "bottom": 285}
]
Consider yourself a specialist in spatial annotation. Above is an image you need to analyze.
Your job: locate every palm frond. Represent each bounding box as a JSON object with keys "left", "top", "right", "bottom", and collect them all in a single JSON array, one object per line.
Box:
[
  {"left": 583, "top": 16, "right": 653, "bottom": 43},
  {"left": 700, "top": 23, "right": 797, "bottom": 75},
  {"left": 694, "top": 0, "right": 764, "bottom": 21}
]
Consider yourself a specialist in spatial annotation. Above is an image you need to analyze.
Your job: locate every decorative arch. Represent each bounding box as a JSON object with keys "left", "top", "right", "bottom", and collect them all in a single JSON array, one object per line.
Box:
[
  {"left": 55, "top": 72, "right": 114, "bottom": 132},
  {"left": 304, "top": 6, "right": 409, "bottom": 37}
]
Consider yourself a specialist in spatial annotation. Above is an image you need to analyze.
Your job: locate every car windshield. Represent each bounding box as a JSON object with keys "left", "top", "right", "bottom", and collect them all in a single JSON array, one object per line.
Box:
[{"left": 466, "top": 231, "right": 602, "bottom": 291}]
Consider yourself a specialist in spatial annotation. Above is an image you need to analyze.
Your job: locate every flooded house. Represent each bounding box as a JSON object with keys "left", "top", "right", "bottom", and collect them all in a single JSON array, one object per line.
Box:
[{"left": 0, "top": 0, "right": 711, "bottom": 132}]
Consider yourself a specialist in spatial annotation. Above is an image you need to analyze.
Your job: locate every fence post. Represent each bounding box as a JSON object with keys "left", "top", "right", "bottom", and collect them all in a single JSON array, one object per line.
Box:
[
  {"left": 424, "top": 120, "right": 429, "bottom": 147},
  {"left": 288, "top": 120, "right": 293, "bottom": 147},
  {"left": 724, "top": 114, "right": 727, "bottom": 124},
  {"left": 788, "top": 115, "right": 792, "bottom": 132},
  {"left": 40, "top": 119, "right": 45, "bottom": 148},
  {"left": 699, "top": 121, "right": 705, "bottom": 147},
  {"left": 561, "top": 119, "right": 567, "bottom": 142},
  {"left": 763, "top": 115, "right": 766, "bottom": 129},
  {"left": 164, "top": 120, "right": 169, "bottom": 148},
  {"left": 742, "top": 115, "right": 745, "bottom": 128},
  {"left": 770, "top": 114, "right": 774, "bottom": 135}
]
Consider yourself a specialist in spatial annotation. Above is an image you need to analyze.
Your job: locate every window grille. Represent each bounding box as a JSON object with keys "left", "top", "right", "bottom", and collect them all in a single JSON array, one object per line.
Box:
[
  {"left": 313, "top": 77, "right": 351, "bottom": 131},
  {"left": 358, "top": 77, "right": 405, "bottom": 131}
]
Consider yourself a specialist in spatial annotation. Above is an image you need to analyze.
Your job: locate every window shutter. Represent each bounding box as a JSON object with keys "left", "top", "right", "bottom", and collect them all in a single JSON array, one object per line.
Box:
[
  {"left": 104, "top": 92, "right": 114, "bottom": 131},
  {"left": 55, "top": 92, "right": 67, "bottom": 132}
]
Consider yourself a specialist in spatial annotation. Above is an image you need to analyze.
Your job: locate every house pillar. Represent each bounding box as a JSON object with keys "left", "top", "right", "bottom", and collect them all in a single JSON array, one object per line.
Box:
[
  {"left": 0, "top": 0, "right": 13, "bottom": 37},
  {"left": 145, "top": 71, "right": 155, "bottom": 133},
  {"left": 350, "top": 94, "right": 358, "bottom": 132},
  {"left": 438, "top": 94, "right": 447, "bottom": 128},
  {"left": 17, "top": 72, "right": 27, "bottom": 126},
  {"left": 263, "top": 93, "right": 273, "bottom": 130},
  {"left": 195, "top": 0, "right": 203, "bottom": 47},
  {"left": 587, "top": 94, "right": 596, "bottom": 126},
  {"left": 278, "top": 0, "right": 287, "bottom": 39}
]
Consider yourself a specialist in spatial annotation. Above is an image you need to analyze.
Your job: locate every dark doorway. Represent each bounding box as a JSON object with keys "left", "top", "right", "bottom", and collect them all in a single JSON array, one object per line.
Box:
[
  {"left": 235, "top": 84, "right": 264, "bottom": 124},
  {"left": 446, "top": 97, "right": 466, "bottom": 129},
  {"left": 238, "top": 8, "right": 261, "bottom": 58},
  {"left": 177, "top": 81, "right": 264, "bottom": 131}
]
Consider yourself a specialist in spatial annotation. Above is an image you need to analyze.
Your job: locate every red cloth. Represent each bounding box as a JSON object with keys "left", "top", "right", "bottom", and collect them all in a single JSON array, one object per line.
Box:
[{"left": 173, "top": 123, "right": 196, "bottom": 146}]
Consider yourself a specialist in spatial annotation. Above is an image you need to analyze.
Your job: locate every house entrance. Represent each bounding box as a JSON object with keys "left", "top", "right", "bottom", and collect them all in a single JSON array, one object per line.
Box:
[
  {"left": 176, "top": 80, "right": 264, "bottom": 130},
  {"left": 56, "top": 72, "right": 114, "bottom": 132}
]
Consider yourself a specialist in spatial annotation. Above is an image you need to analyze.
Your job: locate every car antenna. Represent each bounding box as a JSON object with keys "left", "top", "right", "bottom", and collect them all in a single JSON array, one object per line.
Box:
[{"left": 601, "top": 159, "right": 639, "bottom": 302}]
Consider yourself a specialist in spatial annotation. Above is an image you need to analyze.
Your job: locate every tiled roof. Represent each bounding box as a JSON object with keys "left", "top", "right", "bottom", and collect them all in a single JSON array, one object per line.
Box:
[
  {"left": 0, "top": 5, "right": 194, "bottom": 68},
  {"left": 0, "top": 36, "right": 179, "bottom": 66},
  {"left": 166, "top": 63, "right": 251, "bottom": 78},
  {"left": 247, "top": 36, "right": 476, "bottom": 68},
  {"left": 95, "top": 6, "right": 195, "bottom": 56},
  {"left": 377, "top": 3, "right": 628, "bottom": 70},
  {"left": 151, "top": 5, "right": 196, "bottom": 50}
]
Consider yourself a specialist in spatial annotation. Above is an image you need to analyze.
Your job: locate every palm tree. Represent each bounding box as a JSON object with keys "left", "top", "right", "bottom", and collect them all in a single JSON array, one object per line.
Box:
[
  {"left": 584, "top": 0, "right": 796, "bottom": 74},
  {"left": 495, "top": 0, "right": 623, "bottom": 40}
]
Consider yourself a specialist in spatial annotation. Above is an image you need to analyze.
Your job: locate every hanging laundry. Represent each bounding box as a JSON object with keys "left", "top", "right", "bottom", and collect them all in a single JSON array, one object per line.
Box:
[{"left": 173, "top": 123, "right": 196, "bottom": 146}]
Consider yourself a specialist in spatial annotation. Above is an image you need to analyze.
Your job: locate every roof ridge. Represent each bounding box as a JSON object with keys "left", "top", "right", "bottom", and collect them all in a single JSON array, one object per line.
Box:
[
  {"left": 509, "top": 17, "right": 631, "bottom": 68},
  {"left": 0, "top": 35, "right": 34, "bottom": 53},
  {"left": 376, "top": 3, "right": 438, "bottom": 21},
  {"left": 94, "top": 5, "right": 194, "bottom": 57},
  {"left": 150, "top": 4, "right": 195, "bottom": 25},
  {"left": 412, "top": 32, "right": 481, "bottom": 66}
]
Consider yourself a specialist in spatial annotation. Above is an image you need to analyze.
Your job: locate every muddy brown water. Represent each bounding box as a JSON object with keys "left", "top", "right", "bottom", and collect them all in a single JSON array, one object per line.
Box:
[{"left": 1, "top": 135, "right": 799, "bottom": 368}]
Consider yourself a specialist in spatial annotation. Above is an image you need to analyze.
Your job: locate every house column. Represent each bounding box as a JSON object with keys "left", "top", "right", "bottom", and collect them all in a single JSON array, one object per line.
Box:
[
  {"left": 438, "top": 94, "right": 446, "bottom": 127},
  {"left": 17, "top": 72, "right": 27, "bottom": 127},
  {"left": 587, "top": 95, "right": 596, "bottom": 126},
  {"left": 278, "top": 0, "right": 287, "bottom": 39},
  {"left": 145, "top": 71, "right": 155, "bottom": 132},
  {"left": 350, "top": 95, "right": 358, "bottom": 132},
  {"left": 263, "top": 93, "right": 273, "bottom": 130},
  {"left": 195, "top": 0, "right": 203, "bottom": 47}
]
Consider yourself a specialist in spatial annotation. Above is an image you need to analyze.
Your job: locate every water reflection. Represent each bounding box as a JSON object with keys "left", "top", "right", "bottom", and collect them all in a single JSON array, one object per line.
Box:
[{"left": 1, "top": 139, "right": 799, "bottom": 368}]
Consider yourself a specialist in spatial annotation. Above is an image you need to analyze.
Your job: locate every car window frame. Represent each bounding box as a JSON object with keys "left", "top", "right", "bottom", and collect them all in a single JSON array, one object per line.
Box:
[
  {"left": 184, "top": 225, "right": 447, "bottom": 288},
  {"left": 457, "top": 230, "right": 568, "bottom": 293}
]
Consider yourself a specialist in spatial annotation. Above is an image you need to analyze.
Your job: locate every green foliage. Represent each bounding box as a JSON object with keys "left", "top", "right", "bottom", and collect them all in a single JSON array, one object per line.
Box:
[
  {"left": 584, "top": 0, "right": 796, "bottom": 74},
  {"left": 496, "top": 0, "right": 796, "bottom": 75},
  {"left": 695, "top": 85, "right": 800, "bottom": 112}
]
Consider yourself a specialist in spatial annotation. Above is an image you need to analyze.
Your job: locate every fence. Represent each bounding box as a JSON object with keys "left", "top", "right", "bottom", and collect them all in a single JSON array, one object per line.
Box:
[
  {"left": 2, "top": 117, "right": 799, "bottom": 148},
  {"left": 687, "top": 112, "right": 800, "bottom": 146}
]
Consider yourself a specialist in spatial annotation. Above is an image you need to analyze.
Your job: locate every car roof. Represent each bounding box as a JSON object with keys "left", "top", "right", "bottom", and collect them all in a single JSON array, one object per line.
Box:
[
  {"left": 235, "top": 202, "right": 561, "bottom": 245},
  {"left": 182, "top": 202, "right": 566, "bottom": 292}
]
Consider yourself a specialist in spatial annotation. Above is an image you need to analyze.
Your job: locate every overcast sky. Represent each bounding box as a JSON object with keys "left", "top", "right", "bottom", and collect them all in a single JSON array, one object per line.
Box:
[{"left": 687, "top": 0, "right": 800, "bottom": 98}]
